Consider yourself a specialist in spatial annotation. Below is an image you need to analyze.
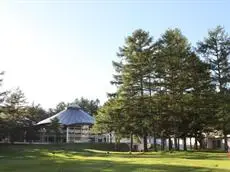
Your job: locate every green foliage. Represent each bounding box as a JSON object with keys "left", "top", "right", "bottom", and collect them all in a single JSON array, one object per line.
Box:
[
  {"left": 48, "top": 117, "right": 61, "bottom": 143},
  {"left": 0, "top": 88, "right": 28, "bottom": 143},
  {"left": 94, "top": 98, "right": 122, "bottom": 133},
  {"left": 74, "top": 97, "right": 100, "bottom": 116},
  {"left": 98, "top": 26, "right": 230, "bottom": 152},
  {"left": 47, "top": 97, "right": 100, "bottom": 117},
  {"left": 50, "top": 117, "right": 60, "bottom": 132},
  {"left": 197, "top": 25, "right": 230, "bottom": 151},
  {"left": 0, "top": 71, "right": 6, "bottom": 104},
  {"left": 27, "top": 103, "right": 49, "bottom": 122},
  {"left": 117, "top": 29, "right": 155, "bottom": 151},
  {"left": 47, "top": 101, "right": 68, "bottom": 116},
  {"left": 2, "top": 26, "right": 230, "bottom": 153}
]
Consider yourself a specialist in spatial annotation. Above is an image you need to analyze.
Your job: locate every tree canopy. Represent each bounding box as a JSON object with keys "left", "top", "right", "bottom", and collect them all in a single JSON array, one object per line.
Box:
[{"left": 95, "top": 26, "right": 230, "bottom": 152}]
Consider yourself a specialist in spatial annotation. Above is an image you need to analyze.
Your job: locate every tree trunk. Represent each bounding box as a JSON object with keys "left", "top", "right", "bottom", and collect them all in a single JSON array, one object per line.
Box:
[
  {"left": 109, "top": 133, "right": 112, "bottom": 143},
  {"left": 198, "top": 139, "right": 203, "bottom": 149},
  {"left": 114, "top": 136, "right": 118, "bottom": 151},
  {"left": 130, "top": 133, "right": 133, "bottom": 152},
  {"left": 224, "top": 133, "right": 228, "bottom": 152},
  {"left": 195, "top": 136, "right": 198, "bottom": 150},
  {"left": 153, "top": 133, "right": 157, "bottom": 152},
  {"left": 168, "top": 137, "right": 172, "bottom": 151},
  {"left": 177, "top": 138, "right": 180, "bottom": 151},
  {"left": 190, "top": 137, "right": 192, "bottom": 150},
  {"left": 161, "top": 137, "right": 165, "bottom": 151},
  {"left": 183, "top": 136, "right": 187, "bottom": 151},
  {"left": 174, "top": 137, "right": 177, "bottom": 150},
  {"left": 143, "top": 133, "right": 148, "bottom": 152}
]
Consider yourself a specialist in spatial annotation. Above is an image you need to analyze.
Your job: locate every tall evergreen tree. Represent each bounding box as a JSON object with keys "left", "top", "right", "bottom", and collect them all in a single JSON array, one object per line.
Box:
[
  {"left": 2, "top": 88, "right": 27, "bottom": 143},
  {"left": 49, "top": 117, "right": 61, "bottom": 143},
  {"left": 197, "top": 26, "right": 230, "bottom": 151},
  {"left": 94, "top": 98, "right": 125, "bottom": 150},
  {"left": 117, "top": 29, "right": 155, "bottom": 151},
  {"left": 154, "top": 29, "right": 193, "bottom": 150},
  {"left": 27, "top": 103, "right": 49, "bottom": 123},
  {"left": 184, "top": 53, "right": 214, "bottom": 149},
  {"left": 99, "top": 27, "right": 229, "bottom": 152}
]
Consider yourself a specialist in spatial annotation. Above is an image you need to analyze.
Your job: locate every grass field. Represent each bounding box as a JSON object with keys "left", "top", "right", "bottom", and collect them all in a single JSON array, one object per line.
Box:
[{"left": 0, "top": 144, "right": 230, "bottom": 172}]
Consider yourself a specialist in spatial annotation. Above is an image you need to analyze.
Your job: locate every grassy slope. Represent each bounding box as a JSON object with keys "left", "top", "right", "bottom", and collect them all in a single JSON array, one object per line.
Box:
[{"left": 0, "top": 144, "right": 230, "bottom": 172}]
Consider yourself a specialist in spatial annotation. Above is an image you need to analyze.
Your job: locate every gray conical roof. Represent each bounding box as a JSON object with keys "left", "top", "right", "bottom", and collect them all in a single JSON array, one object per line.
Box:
[{"left": 37, "top": 104, "right": 95, "bottom": 125}]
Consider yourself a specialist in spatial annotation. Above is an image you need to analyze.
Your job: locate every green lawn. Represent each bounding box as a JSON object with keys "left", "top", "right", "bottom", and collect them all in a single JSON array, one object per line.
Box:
[{"left": 0, "top": 144, "right": 230, "bottom": 172}]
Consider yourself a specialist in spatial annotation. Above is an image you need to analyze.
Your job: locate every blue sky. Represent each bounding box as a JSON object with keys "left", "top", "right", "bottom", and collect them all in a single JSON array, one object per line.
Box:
[{"left": 1, "top": 0, "right": 230, "bottom": 109}]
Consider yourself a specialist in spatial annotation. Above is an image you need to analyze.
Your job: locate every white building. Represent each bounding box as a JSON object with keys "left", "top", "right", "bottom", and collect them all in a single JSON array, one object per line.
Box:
[{"left": 37, "top": 104, "right": 95, "bottom": 143}]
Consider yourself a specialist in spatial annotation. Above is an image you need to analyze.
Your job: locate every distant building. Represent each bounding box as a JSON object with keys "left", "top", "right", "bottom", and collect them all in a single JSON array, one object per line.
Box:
[
  {"left": 36, "top": 104, "right": 230, "bottom": 150},
  {"left": 206, "top": 132, "right": 230, "bottom": 150},
  {"left": 37, "top": 104, "right": 95, "bottom": 143}
]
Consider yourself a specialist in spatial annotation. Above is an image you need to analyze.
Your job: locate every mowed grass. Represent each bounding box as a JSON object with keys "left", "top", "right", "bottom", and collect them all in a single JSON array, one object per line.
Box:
[{"left": 0, "top": 144, "right": 230, "bottom": 172}]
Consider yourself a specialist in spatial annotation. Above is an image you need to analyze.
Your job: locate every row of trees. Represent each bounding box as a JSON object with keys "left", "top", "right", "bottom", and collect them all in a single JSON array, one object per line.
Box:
[
  {"left": 0, "top": 76, "right": 100, "bottom": 143},
  {"left": 95, "top": 26, "right": 230, "bottom": 152}
]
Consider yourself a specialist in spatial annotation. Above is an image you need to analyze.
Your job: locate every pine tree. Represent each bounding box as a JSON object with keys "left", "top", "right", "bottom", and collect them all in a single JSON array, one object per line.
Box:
[
  {"left": 197, "top": 26, "right": 230, "bottom": 151},
  {"left": 154, "top": 29, "right": 193, "bottom": 150},
  {"left": 74, "top": 97, "right": 100, "bottom": 116},
  {"left": 3, "top": 88, "right": 27, "bottom": 143},
  {"left": 117, "top": 29, "right": 155, "bottom": 151},
  {"left": 94, "top": 98, "right": 125, "bottom": 150},
  {"left": 184, "top": 53, "right": 214, "bottom": 149},
  {"left": 49, "top": 117, "right": 61, "bottom": 143}
]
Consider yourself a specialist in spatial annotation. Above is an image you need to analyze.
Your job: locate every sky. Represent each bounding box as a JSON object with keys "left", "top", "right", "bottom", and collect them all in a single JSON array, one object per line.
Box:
[{"left": 0, "top": 0, "right": 230, "bottom": 109}]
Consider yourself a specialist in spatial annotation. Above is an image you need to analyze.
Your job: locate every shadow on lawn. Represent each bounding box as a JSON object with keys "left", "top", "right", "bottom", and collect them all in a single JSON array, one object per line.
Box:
[
  {"left": 76, "top": 161, "right": 229, "bottom": 172},
  {"left": 1, "top": 157, "right": 228, "bottom": 172},
  {"left": 61, "top": 149, "right": 228, "bottom": 161},
  {"left": 0, "top": 145, "right": 230, "bottom": 172},
  {"left": 114, "top": 152, "right": 229, "bottom": 160},
  {"left": 35, "top": 151, "right": 230, "bottom": 172},
  {"left": 29, "top": 158, "right": 230, "bottom": 172},
  {"left": 0, "top": 144, "right": 228, "bottom": 161}
]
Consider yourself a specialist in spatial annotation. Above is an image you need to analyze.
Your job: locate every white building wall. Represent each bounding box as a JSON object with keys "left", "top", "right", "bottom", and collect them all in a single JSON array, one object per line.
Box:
[
  {"left": 66, "top": 125, "right": 90, "bottom": 143},
  {"left": 206, "top": 137, "right": 230, "bottom": 150},
  {"left": 207, "top": 138, "right": 213, "bottom": 149},
  {"left": 148, "top": 137, "right": 197, "bottom": 150}
]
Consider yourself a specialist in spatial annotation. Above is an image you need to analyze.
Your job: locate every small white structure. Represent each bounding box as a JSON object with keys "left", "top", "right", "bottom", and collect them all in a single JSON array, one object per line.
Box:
[{"left": 206, "top": 134, "right": 230, "bottom": 150}]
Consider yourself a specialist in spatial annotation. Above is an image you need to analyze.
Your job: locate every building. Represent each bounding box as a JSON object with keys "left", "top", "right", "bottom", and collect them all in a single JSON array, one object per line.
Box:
[
  {"left": 206, "top": 132, "right": 230, "bottom": 150},
  {"left": 37, "top": 104, "right": 95, "bottom": 143},
  {"left": 36, "top": 104, "right": 230, "bottom": 150}
]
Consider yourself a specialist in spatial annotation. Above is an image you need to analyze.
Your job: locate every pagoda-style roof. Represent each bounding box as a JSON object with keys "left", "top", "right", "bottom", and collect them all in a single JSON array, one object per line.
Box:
[{"left": 37, "top": 104, "right": 95, "bottom": 126}]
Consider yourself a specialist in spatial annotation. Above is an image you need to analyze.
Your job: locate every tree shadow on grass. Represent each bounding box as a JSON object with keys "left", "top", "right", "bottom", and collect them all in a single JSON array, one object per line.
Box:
[
  {"left": 1, "top": 150, "right": 230, "bottom": 172},
  {"left": 70, "top": 160, "right": 230, "bottom": 172},
  {"left": 1, "top": 144, "right": 229, "bottom": 172},
  {"left": 13, "top": 158, "right": 230, "bottom": 172},
  {"left": 0, "top": 144, "right": 228, "bottom": 161},
  {"left": 1, "top": 156, "right": 228, "bottom": 172},
  {"left": 62, "top": 150, "right": 228, "bottom": 161},
  {"left": 31, "top": 152, "right": 230, "bottom": 172}
]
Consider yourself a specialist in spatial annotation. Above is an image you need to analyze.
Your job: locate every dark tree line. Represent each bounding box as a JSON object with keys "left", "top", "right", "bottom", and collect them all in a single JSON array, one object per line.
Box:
[
  {"left": 95, "top": 26, "right": 230, "bottom": 152},
  {"left": 0, "top": 75, "right": 100, "bottom": 143}
]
